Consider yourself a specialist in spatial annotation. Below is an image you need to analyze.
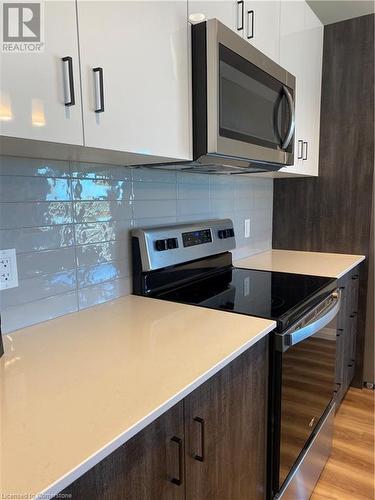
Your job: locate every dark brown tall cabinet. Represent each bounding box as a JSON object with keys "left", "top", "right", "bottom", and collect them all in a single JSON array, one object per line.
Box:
[
  {"left": 60, "top": 338, "right": 268, "bottom": 500},
  {"left": 273, "top": 14, "right": 374, "bottom": 387}
]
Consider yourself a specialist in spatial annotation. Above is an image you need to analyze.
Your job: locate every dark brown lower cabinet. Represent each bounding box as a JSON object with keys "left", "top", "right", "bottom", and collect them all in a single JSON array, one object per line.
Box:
[
  {"left": 335, "top": 266, "right": 360, "bottom": 406},
  {"left": 59, "top": 337, "right": 269, "bottom": 500},
  {"left": 61, "top": 401, "right": 185, "bottom": 500},
  {"left": 184, "top": 337, "right": 268, "bottom": 500}
]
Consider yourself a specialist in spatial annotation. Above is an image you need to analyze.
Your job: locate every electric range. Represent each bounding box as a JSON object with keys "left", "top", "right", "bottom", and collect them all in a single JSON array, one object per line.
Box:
[{"left": 132, "top": 219, "right": 341, "bottom": 499}]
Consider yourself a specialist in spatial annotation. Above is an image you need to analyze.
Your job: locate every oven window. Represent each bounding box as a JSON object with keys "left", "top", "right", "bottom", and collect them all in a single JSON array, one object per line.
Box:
[
  {"left": 219, "top": 44, "right": 292, "bottom": 151},
  {"left": 279, "top": 321, "right": 337, "bottom": 487}
]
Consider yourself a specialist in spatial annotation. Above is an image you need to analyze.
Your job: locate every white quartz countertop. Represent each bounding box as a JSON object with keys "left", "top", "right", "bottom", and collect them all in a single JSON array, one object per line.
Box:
[
  {"left": 235, "top": 249, "right": 365, "bottom": 278},
  {"left": 0, "top": 294, "right": 275, "bottom": 498}
]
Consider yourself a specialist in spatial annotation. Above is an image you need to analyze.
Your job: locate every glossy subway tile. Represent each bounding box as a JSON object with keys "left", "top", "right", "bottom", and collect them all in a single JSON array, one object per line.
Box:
[
  {"left": 1, "top": 291, "right": 78, "bottom": 333},
  {"left": 73, "top": 200, "right": 133, "bottom": 223},
  {"left": 132, "top": 181, "right": 177, "bottom": 201},
  {"left": 132, "top": 200, "right": 177, "bottom": 219},
  {"left": 0, "top": 176, "right": 72, "bottom": 202},
  {"left": 75, "top": 241, "right": 128, "bottom": 268},
  {"left": 74, "top": 220, "right": 132, "bottom": 246},
  {"left": 0, "top": 155, "right": 274, "bottom": 333},
  {"left": 132, "top": 167, "right": 176, "bottom": 183},
  {"left": 0, "top": 156, "right": 70, "bottom": 177},
  {"left": 0, "top": 202, "right": 73, "bottom": 229},
  {"left": 78, "top": 277, "right": 131, "bottom": 310},
  {"left": 72, "top": 179, "right": 132, "bottom": 201},
  {"left": 0, "top": 270, "right": 77, "bottom": 309},
  {"left": 77, "top": 259, "right": 129, "bottom": 289},
  {"left": 0, "top": 225, "right": 75, "bottom": 253},
  {"left": 16, "top": 248, "right": 76, "bottom": 280},
  {"left": 70, "top": 162, "right": 130, "bottom": 180}
]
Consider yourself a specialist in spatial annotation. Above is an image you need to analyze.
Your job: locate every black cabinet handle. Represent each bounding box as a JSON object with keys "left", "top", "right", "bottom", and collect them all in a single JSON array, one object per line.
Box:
[
  {"left": 302, "top": 141, "right": 308, "bottom": 160},
  {"left": 297, "top": 139, "right": 303, "bottom": 159},
  {"left": 193, "top": 417, "right": 205, "bottom": 462},
  {"left": 170, "top": 436, "right": 183, "bottom": 486},
  {"left": 62, "top": 56, "right": 75, "bottom": 106},
  {"left": 237, "top": 1, "right": 244, "bottom": 31},
  {"left": 93, "top": 67, "right": 105, "bottom": 113},
  {"left": 247, "top": 10, "right": 254, "bottom": 39},
  {"left": 351, "top": 274, "right": 359, "bottom": 280}
]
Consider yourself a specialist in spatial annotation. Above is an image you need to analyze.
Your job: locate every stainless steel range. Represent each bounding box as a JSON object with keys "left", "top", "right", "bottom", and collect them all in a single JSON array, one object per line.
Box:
[{"left": 131, "top": 219, "right": 340, "bottom": 499}]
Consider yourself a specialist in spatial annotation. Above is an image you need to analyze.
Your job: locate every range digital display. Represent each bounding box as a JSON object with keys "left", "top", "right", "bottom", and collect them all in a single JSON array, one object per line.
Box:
[{"left": 182, "top": 229, "right": 212, "bottom": 248}]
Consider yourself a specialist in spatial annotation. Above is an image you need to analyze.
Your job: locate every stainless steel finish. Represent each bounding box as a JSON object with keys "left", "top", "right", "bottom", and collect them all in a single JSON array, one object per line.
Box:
[
  {"left": 203, "top": 19, "right": 295, "bottom": 169},
  {"left": 277, "top": 402, "right": 336, "bottom": 500},
  {"left": 275, "top": 290, "right": 342, "bottom": 352},
  {"left": 281, "top": 85, "right": 296, "bottom": 150},
  {"left": 132, "top": 219, "right": 235, "bottom": 272}
]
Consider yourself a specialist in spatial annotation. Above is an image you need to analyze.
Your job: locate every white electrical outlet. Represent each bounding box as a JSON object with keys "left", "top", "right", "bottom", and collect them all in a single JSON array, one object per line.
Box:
[
  {"left": 244, "top": 218, "right": 251, "bottom": 238},
  {"left": 0, "top": 248, "right": 19, "bottom": 290}
]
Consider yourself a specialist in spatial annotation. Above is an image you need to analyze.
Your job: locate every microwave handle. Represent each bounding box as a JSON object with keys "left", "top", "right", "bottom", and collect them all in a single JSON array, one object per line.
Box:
[
  {"left": 275, "top": 290, "right": 341, "bottom": 352},
  {"left": 281, "top": 85, "right": 295, "bottom": 150}
]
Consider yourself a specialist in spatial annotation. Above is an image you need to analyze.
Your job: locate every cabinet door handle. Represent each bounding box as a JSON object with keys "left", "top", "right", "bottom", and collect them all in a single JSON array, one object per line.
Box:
[
  {"left": 93, "top": 67, "right": 105, "bottom": 113},
  {"left": 237, "top": 0, "right": 244, "bottom": 31},
  {"left": 62, "top": 56, "right": 75, "bottom": 106},
  {"left": 170, "top": 436, "right": 183, "bottom": 486},
  {"left": 351, "top": 274, "right": 359, "bottom": 280},
  {"left": 193, "top": 417, "right": 205, "bottom": 462},
  {"left": 247, "top": 10, "right": 254, "bottom": 39},
  {"left": 297, "top": 139, "right": 303, "bottom": 159},
  {"left": 302, "top": 141, "right": 308, "bottom": 160}
]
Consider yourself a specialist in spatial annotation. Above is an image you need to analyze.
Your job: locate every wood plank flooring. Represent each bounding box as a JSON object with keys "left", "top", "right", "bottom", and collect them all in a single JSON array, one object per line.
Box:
[{"left": 312, "top": 387, "right": 375, "bottom": 500}]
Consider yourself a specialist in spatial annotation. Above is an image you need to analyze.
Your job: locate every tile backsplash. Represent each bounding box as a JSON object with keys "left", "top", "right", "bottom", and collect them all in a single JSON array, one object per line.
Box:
[{"left": 0, "top": 156, "right": 273, "bottom": 333}]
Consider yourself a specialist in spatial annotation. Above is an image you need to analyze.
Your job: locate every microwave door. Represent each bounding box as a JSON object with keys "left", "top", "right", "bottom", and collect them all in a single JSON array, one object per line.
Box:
[{"left": 218, "top": 44, "right": 293, "bottom": 162}]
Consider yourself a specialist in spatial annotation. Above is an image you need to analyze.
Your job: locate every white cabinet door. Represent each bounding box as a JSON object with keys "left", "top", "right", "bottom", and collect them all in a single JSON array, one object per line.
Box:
[
  {"left": 78, "top": 1, "right": 190, "bottom": 160},
  {"left": 244, "top": 1, "right": 280, "bottom": 62},
  {"left": 188, "top": 0, "right": 244, "bottom": 34},
  {"left": 0, "top": 1, "right": 83, "bottom": 145},
  {"left": 279, "top": 0, "right": 322, "bottom": 176},
  {"left": 302, "top": 6, "right": 323, "bottom": 176}
]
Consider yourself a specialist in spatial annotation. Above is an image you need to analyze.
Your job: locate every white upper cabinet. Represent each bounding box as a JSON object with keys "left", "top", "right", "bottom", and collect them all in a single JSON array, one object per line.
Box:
[
  {"left": 243, "top": 1, "right": 280, "bottom": 62},
  {"left": 279, "top": 0, "right": 323, "bottom": 176},
  {"left": 188, "top": 0, "right": 280, "bottom": 61},
  {"left": 77, "top": 1, "right": 191, "bottom": 160},
  {"left": 0, "top": 1, "right": 83, "bottom": 145},
  {"left": 188, "top": 0, "right": 244, "bottom": 34}
]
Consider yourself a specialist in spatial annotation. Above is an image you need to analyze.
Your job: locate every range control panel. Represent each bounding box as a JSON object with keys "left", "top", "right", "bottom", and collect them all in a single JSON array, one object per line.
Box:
[{"left": 132, "top": 219, "right": 236, "bottom": 271}]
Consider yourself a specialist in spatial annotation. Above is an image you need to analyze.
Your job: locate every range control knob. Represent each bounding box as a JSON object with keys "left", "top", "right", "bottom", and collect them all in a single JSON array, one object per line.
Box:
[
  {"left": 218, "top": 228, "right": 235, "bottom": 239},
  {"left": 155, "top": 239, "right": 167, "bottom": 251},
  {"left": 167, "top": 238, "right": 178, "bottom": 249}
]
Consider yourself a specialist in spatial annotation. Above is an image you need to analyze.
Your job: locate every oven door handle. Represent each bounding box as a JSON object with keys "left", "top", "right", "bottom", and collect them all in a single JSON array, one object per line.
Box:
[
  {"left": 276, "top": 291, "right": 341, "bottom": 352},
  {"left": 281, "top": 85, "right": 295, "bottom": 150}
]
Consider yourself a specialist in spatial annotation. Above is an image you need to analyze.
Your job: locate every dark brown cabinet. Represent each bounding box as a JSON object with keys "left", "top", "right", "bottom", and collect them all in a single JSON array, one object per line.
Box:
[
  {"left": 184, "top": 338, "right": 268, "bottom": 500},
  {"left": 62, "top": 402, "right": 185, "bottom": 500},
  {"left": 59, "top": 338, "right": 269, "bottom": 500},
  {"left": 335, "top": 267, "right": 360, "bottom": 406}
]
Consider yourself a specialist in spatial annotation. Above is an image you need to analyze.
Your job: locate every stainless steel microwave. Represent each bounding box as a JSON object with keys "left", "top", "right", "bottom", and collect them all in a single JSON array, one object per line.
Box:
[{"left": 191, "top": 19, "right": 296, "bottom": 174}]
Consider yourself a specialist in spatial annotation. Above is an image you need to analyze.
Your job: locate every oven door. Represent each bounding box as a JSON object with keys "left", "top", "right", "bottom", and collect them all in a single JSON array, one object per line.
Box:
[
  {"left": 205, "top": 19, "right": 295, "bottom": 166},
  {"left": 273, "top": 290, "right": 341, "bottom": 495}
]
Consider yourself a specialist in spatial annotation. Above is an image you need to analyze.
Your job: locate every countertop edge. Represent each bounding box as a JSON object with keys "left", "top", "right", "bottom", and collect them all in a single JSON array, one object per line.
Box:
[
  {"left": 36, "top": 320, "right": 276, "bottom": 499},
  {"left": 334, "top": 255, "right": 365, "bottom": 278}
]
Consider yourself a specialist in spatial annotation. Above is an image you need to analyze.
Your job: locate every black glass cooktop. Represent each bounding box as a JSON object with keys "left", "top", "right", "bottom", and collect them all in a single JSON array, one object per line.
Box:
[{"left": 155, "top": 267, "right": 336, "bottom": 330}]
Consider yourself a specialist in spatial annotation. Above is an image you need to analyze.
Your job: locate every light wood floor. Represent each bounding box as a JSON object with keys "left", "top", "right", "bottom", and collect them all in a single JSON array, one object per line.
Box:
[{"left": 312, "top": 387, "right": 375, "bottom": 500}]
